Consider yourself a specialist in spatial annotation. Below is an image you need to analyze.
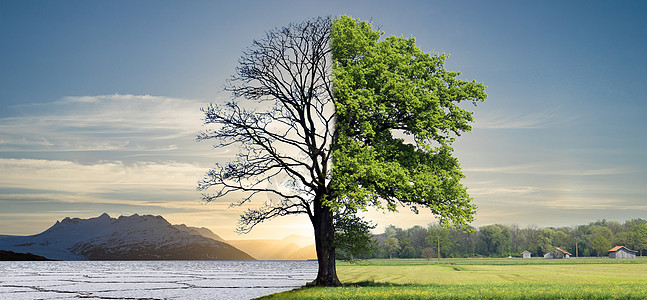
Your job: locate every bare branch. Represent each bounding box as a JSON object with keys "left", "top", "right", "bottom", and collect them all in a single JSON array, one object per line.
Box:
[{"left": 199, "top": 16, "right": 334, "bottom": 227}]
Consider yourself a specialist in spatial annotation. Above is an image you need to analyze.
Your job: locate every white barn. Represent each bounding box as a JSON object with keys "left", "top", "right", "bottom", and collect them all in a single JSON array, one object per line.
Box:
[
  {"left": 521, "top": 250, "right": 531, "bottom": 258},
  {"left": 608, "top": 246, "right": 637, "bottom": 259},
  {"left": 544, "top": 247, "right": 571, "bottom": 259}
]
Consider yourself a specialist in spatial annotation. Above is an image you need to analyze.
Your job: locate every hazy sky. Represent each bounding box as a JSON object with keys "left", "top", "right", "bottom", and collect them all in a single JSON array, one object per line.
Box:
[{"left": 1, "top": 0, "right": 646, "bottom": 240}]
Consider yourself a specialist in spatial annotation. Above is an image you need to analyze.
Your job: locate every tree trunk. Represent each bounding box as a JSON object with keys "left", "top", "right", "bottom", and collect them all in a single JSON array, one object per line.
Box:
[{"left": 308, "top": 195, "right": 341, "bottom": 287}]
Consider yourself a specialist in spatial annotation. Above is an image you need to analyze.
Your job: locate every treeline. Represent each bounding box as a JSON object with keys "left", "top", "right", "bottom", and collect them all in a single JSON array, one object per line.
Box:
[{"left": 340, "top": 219, "right": 647, "bottom": 259}]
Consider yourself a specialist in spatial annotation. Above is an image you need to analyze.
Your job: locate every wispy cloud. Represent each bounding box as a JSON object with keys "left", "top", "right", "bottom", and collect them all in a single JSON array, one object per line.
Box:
[
  {"left": 474, "top": 106, "right": 577, "bottom": 129},
  {"left": 465, "top": 162, "right": 636, "bottom": 176},
  {"left": 0, "top": 157, "right": 268, "bottom": 213},
  {"left": 468, "top": 186, "right": 538, "bottom": 196},
  {"left": 541, "top": 196, "right": 628, "bottom": 210},
  {"left": 0, "top": 158, "right": 204, "bottom": 193},
  {"left": 0, "top": 192, "right": 236, "bottom": 211},
  {"left": 0, "top": 94, "right": 209, "bottom": 154}
]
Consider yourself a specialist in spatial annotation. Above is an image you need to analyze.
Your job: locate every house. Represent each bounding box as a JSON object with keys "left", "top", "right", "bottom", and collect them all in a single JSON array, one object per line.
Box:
[
  {"left": 521, "top": 250, "right": 532, "bottom": 258},
  {"left": 608, "top": 246, "right": 637, "bottom": 259},
  {"left": 544, "top": 247, "right": 571, "bottom": 259}
]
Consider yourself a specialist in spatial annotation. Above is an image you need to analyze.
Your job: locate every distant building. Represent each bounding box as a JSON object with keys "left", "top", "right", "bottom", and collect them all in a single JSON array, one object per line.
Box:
[
  {"left": 544, "top": 247, "right": 571, "bottom": 259},
  {"left": 608, "top": 246, "right": 637, "bottom": 259},
  {"left": 521, "top": 250, "right": 531, "bottom": 258}
]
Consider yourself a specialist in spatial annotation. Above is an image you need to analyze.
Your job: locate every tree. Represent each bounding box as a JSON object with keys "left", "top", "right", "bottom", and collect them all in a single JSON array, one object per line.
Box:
[
  {"left": 479, "top": 225, "right": 511, "bottom": 257},
  {"left": 591, "top": 235, "right": 611, "bottom": 257},
  {"left": 538, "top": 228, "right": 555, "bottom": 255},
  {"left": 614, "top": 231, "right": 632, "bottom": 248},
  {"left": 408, "top": 225, "right": 429, "bottom": 255},
  {"left": 334, "top": 214, "right": 376, "bottom": 260},
  {"left": 422, "top": 247, "right": 436, "bottom": 260},
  {"left": 384, "top": 225, "right": 398, "bottom": 239},
  {"left": 198, "top": 16, "right": 485, "bottom": 287},
  {"left": 385, "top": 237, "right": 400, "bottom": 259},
  {"left": 427, "top": 224, "right": 456, "bottom": 258},
  {"left": 589, "top": 226, "right": 613, "bottom": 257},
  {"left": 634, "top": 224, "right": 647, "bottom": 256}
]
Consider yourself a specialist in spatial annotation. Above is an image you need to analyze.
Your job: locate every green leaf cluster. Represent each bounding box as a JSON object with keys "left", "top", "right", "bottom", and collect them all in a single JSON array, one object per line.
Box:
[
  {"left": 330, "top": 16, "right": 486, "bottom": 228},
  {"left": 334, "top": 214, "right": 377, "bottom": 261}
]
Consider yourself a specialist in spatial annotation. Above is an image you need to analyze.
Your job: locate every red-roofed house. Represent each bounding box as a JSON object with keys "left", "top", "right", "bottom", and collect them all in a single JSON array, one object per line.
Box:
[
  {"left": 544, "top": 247, "right": 571, "bottom": 259},
  {"left": 608, "top": 246, "right": 637, "bottom": 259}
]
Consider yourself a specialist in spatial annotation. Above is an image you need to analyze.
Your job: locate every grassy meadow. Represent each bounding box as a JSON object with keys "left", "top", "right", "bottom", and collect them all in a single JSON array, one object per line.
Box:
[{"left": 262, "top": 257, "right": 647, "bottom": 299}]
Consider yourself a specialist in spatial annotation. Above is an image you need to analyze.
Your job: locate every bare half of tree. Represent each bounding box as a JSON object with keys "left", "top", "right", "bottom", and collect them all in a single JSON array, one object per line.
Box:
[{"left": 197, "top": 16, "right": 341, "bottom": 286}]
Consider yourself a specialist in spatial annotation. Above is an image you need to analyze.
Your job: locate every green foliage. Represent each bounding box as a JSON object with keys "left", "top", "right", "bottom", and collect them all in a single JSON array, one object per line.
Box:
[
  {"left": 591, "top": 236, "right": 611, "bottom": 257},
  {"left": 330, "top": 16, "right": 486, "bottom": 229},
  {"left": 334, "top": 214, "right": 377, "bottom": 260},
  {"left": 591, "top": 226, "right": 613, "bottom": 240},
  {"left": 479, "top": 225, "right": 511, "bottom": 257},
  {"left": 365, "top": 219, "right": 646, "bottom": 259},
  {"left": 537, "top": 228, "right": 555, "bottom": 254},
  {"left": 633, "top": 224, "right": 647, "bottom": 255},
  {"left": 385, "top": 237, "right": 400, "bottom": 259},
  {"left": 427, "top": 225, "right": 458, "bottom": 258},
  {"left": 590, "top": 226, "right": 613, "bottom": 256}
]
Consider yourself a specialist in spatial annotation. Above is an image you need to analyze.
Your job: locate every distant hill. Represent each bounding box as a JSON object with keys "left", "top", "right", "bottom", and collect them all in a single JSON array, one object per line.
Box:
[
  {"left": 0, "top": 213, "right": 254, "bottom": 261},
  {"left": 227, "top": 235, "right": 316, "bottom": 260},
  {"left": 173, "top": 224, "right": 225, "bottom": 242},
  {"left": 280, "top": 234, "right": 315, "bottom": 248},
  {"left": 285, "top": 244, "right": 317, "bottom": 260},
  {"left": 0, "top": 250, "right": 54, "bottom": 261}
]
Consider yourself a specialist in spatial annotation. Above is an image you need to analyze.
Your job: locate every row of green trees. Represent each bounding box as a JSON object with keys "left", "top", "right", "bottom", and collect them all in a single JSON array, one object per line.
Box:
[{"left": 340, "top": 219, "right": 647, "bottom": 259}]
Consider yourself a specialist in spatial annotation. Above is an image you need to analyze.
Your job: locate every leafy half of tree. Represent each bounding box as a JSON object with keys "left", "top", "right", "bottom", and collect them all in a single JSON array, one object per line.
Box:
[{"left": 330, "top": 16, "right": 486, "bottom": 229}]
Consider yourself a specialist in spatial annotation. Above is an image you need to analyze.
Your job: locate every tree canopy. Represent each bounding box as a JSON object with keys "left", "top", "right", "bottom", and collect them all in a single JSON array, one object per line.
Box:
[{"left": 330, "top": 16, "right": 486, "bottom": 228}]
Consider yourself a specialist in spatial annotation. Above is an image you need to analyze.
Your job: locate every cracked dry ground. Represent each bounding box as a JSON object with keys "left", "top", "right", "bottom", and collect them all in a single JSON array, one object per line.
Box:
[{"left": 0, "top": 261, "right": 316, "bottom": 300}]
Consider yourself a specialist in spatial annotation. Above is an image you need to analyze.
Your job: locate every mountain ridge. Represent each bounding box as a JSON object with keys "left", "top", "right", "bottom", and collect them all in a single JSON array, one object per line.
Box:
[
  {"left": 173, "top": 223, "right": 225, "bottom": 242},
  {"left": 0, "top": 213, "right": 253, "bottom": 261}
]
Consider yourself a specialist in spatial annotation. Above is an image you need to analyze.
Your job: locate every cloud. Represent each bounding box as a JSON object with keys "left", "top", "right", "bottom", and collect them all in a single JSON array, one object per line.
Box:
[
  {"left": 468, "top": 186, "right": 538, "bottom": 196},
  {"left": 0, "top": 158, "right": 203, "bottom": 194},
  {"left": 474, "top": 106, "right": 576, "bottom": 129},
  {"left": 0, "top": 192, "right": 235, "bottom": 211},
  {"left": 464, "top": 162, "right": 636, "bottom": 176},
  {"left": 0, "top": 157, "right": 270, "bottom": 210},
  {"left": 0, "top": 94, "right": 210, "bottom": 154}
]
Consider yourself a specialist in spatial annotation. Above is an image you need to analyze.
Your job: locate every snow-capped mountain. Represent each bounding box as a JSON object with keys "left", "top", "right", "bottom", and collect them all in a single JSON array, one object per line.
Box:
[{"left": 0, "top": 213, "right": 254, "bottom": 261}]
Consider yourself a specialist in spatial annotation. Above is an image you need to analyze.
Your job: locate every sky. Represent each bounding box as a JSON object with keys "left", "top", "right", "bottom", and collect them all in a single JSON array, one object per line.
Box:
[{"left": 1, "top": 0, "right": 647, "bottom": 240}]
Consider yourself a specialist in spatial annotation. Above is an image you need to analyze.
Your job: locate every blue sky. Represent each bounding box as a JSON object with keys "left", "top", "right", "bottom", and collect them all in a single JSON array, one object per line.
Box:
[{"left": 1, "top": 0, "right": 646, "bottom": 239}]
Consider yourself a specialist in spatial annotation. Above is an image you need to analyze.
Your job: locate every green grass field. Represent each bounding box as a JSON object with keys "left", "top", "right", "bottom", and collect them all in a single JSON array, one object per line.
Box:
[{"left": 261, "top": 257, "right": 647, "bottom": 299}]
